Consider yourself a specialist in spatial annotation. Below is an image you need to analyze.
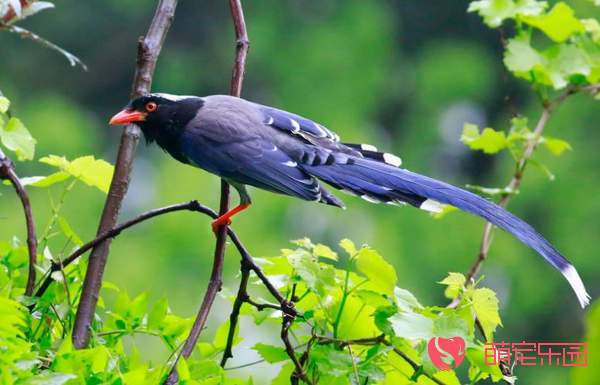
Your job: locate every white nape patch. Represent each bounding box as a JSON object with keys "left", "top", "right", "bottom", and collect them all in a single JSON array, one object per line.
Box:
[
  {"left": 561, "top": 265, "right": 591, "bottom": 308},
  {"left": 419, "top": 199, "right": 443, "bottom": 213},
  {"left": 361, "top": 195, "right": 381, "bottom": 203},
  {"left": 289, "top": 118, "right": 301, "bottom": 133},
  {"left": 283, "top": 160, "right": 297, "bottom": 167},
  {"left": 152, "top": 93, "right": 197, "bottom": 101},
  {"left": 383, "top": 153, "right": 402, "bottom": 167},
  {"left": 266, "top": 116, "right": 274, "bottom": 125},
  {"left": 360, "top": 144, "right": 378, "bottom": 152}
]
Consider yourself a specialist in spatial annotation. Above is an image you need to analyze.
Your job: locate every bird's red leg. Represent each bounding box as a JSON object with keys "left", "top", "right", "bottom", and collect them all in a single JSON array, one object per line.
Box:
[{"left": 211, "top": 204, "right": 251, "bottom": 233}]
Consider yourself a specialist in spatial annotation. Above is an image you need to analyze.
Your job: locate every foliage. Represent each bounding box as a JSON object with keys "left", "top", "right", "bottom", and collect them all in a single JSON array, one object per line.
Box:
[
  {"left": 0, "top": 230, "right": 506, "bottom": 384},
  {"left": 461, "top": 0, "right": 600, "bottom": 196}
]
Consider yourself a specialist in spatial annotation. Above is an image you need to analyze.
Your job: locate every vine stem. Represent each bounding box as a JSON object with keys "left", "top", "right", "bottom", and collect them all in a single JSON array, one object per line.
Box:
[
  {"left": 0, "top": 148, "right": 38, "bottom": 296},
  {"left": 164, "top": 2, "right": 249, "bottom": 383},
  {"left": 72, "top": 0, "right": 178, "bottom": 349}
]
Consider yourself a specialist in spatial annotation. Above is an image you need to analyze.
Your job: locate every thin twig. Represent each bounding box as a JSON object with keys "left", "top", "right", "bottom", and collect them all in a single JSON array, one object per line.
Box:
[
  {"left": 282, "top": 314, "right": 311, "bottom": 385},
  {"left": 0, "top": 149, "right": 38, "bottom": 296},
  {"left": 220, "top": 260, "right": 252, "bottom": 366},
  {"left": 72, "top": 0, "right": 178, "bottom": 349},
  {"left": 0, "top": 23, "right": 87, "bottom": 70},
  {"left": 381, "top": 339, "right": 446, "bottom": 385},
  {"left": 34, "top": 200, "right": 204, "bottom": 299},
  {"left": 164, "top": 2, "right": 249, "bottom": 383}
]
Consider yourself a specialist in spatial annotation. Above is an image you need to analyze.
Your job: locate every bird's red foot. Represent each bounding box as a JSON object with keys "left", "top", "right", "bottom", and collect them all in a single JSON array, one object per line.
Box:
[
  {"left": 211, "top": 216, "right": 232, "bottom": 234},
  {"left": 210, "top": 203, "right": 250, "bottom": 234}
]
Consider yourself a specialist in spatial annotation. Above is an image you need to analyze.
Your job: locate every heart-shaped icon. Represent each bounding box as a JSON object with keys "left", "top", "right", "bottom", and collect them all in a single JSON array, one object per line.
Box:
[{"left": 427, "top": 336, "right": 466, "bottom": 370}]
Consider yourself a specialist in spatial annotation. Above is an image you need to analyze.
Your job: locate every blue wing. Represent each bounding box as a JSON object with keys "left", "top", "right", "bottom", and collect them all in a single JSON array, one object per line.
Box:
[
  {"left": 257, "top": 104, "right": 340, "bottom": 142},
  {"left": 180, "top": 136, "right": 342, "bottom": 207}
]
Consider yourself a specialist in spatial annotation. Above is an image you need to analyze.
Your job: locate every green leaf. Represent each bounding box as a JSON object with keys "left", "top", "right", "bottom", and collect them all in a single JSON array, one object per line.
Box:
[
  {"left": 18, "top": 171, "right": 70, "bottom": 188},
  {"left": 522, "top": 2, "right": 584, "bottom": 42},
  {"left": 66, "top": 156, "right": 114, "bottom": 193},
  {"left": 0, "top": 117, "right": 36, "bottom": 161},
  {"left": 148, "top": 297, "right": 168, "bottom": 330},
  {"left": 394, "top": 287, "right": 423, "bottom": 312},
  {"left": 466, "top": 184, "right": 516, "bottom": 197},
  {"left": 582, "top": 18, "right": 600, "bottom": 42},
  {"left": 288, "top": 248, "right": 336, "bottom": 296},
  {"left": 388, "top": 311, "right": 434, "bottom": 341},
  {"left": 177, "top": 358, "right": 191, "bottom": 380},
  {"left": 39, "top": 154, "right": 69, "bottom": 169},
  {"left": 572, "top": 301, "right": 600, "bottom": 384},
  {"left": 504, "top": 37, "right": 544, "bottom": 74},
  {"left": 461, "top": 123, "right": 509, "bottom": 154},
  {"left": 468, "top": 0, "right": 547, "bottom": 27},
  {"left": 354, "top": 247, "right": 397, "bottom": 296},
  {"left": 57, "top": 216, "right": 83, "bottom": 246},
  {"left": 466, "top": 346, "right": 504, "bottom": 381},
  {"left": 21, "top": 373, "right": 77, "bottom": 385},
  {"left": 313, "top": 243, "right": 338, "bottom": 261},
  {"left": 272, "top": 363, "right": 295, "bottom": 385},
  {"left": 339, "top": 238, "right": 357, "bottom": 257},
  {"left": 542, "top": 136, "right": 572, "bottom": 155},
  {"left": 471, "top": 288, "right": 502, "bottom": 340},
  {"left": 310, "top": 344, "right": 353, "bottom": 377},
  {"left": 0, "top": 96, "right": 9, "bottom": 113},
  {"left": 40, "top": 155, "right": 114, "bottom": 193},
  {"left": 438, "top": 272, "right": 466, "bottom": 299},
  {"left": 541, "top": 44, "right": 591, "bottom": 89},
  {"left": 252, "top": 343, "right": 288, "bottom": 363},
  {"left": 433, "top": 314, "right": 470, "bottom": 341}
]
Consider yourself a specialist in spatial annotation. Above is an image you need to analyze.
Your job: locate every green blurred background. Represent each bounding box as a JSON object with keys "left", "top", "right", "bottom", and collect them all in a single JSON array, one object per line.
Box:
[{"left": 1, "top": 0, "right": 599, "bottom": 383}]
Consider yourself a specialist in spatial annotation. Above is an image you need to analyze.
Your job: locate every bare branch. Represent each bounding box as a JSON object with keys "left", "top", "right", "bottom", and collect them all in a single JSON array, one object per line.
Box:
[
  {"left": 0, "top": 23, "right": 87, "bottom": 70},
  {"left": 72, "top": 0, "right": 178, "bottom": 349},
  {"left": 164, "top": 1, "right": 249, "bottom": 383},
  {"left": 0, "top": 149, "right": 38, "bottom": 296},
  {"left": 34, "top": 200, "right": 206, "bottom": 299},
  {"left": 220, "top": 261, "right": 252, "bottom": 366}
]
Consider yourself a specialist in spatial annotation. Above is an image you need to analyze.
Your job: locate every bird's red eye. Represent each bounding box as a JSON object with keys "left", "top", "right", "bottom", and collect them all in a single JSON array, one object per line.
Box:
[{"left": 145, "top": 102, "right": 158, "bottom": 112}]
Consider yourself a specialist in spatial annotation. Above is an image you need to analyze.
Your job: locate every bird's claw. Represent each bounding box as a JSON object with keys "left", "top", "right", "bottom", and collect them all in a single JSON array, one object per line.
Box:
[{"left": 211, "top": 217, "right": 232, "bottom": 234}]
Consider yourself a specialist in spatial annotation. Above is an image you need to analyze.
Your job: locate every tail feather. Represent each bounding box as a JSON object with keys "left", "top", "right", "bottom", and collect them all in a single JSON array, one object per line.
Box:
[{"left": 305, "top": 157, "right": 591, "bottom": 307}]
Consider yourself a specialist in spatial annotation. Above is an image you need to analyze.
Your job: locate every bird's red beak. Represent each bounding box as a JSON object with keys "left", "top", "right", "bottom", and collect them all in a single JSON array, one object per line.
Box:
[{"left": 109, "top": 109, "right": 146, "bottom": 125}]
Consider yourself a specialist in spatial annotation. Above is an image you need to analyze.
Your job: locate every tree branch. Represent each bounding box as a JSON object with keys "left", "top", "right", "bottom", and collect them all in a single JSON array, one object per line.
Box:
[
  {"left": 164, "top": 2, "right": 249, "bottom": 383},
  {"left": 72, "top": 0, "right": 178, "bottom": 349},
  {"left": 0, "top": 149, "right": 38, "bottom": 296}
]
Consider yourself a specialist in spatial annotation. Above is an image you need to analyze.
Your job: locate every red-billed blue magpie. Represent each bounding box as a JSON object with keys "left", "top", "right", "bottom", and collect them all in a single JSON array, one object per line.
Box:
[{"left": 110, "top": 93, "right": 590, "bottom": 307}]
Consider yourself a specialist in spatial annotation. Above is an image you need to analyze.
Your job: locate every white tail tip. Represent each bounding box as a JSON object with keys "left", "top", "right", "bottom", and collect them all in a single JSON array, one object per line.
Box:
[{"left": 561, "top": 265, "right": 591, "bottom": 308}]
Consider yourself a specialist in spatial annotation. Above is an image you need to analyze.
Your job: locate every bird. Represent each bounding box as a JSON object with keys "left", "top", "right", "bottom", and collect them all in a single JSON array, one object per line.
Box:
[{"left": 109, "top": 93, "right": 590, "bottom": 308}]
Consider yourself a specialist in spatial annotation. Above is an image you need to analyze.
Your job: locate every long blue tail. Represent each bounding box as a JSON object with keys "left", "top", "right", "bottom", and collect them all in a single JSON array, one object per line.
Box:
[{"left": 305, "top": 156, "right": 590, "bottom": 307}]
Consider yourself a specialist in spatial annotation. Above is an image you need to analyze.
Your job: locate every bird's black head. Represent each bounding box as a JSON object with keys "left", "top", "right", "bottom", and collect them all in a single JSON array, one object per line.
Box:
[{"left": 109, "top": 93, "right": 204, "bottom": 144}]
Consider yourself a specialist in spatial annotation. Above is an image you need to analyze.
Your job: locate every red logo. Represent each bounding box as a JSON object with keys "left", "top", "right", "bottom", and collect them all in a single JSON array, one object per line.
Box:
[{"left": 427, "top": 337, "right": 466, "bottom": 370}]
